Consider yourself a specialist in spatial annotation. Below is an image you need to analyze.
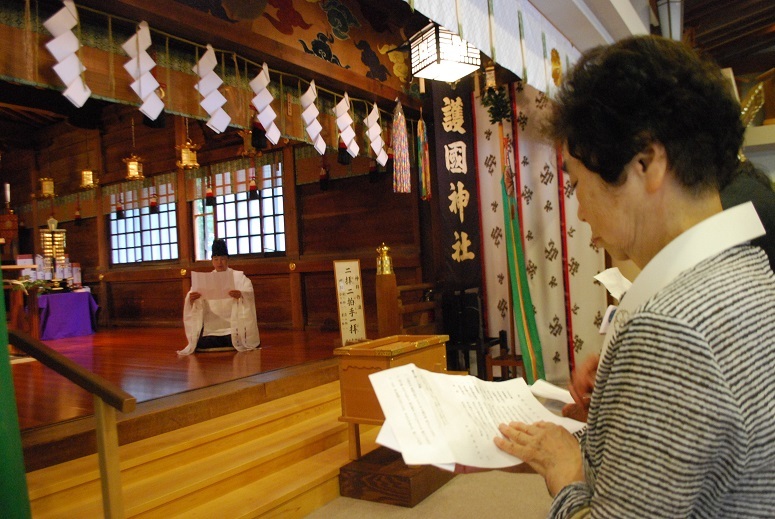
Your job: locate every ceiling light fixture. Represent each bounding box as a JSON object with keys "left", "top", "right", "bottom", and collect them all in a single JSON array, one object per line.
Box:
[{"left": 410, "top": 23, "right": 481, "bottom": 83}]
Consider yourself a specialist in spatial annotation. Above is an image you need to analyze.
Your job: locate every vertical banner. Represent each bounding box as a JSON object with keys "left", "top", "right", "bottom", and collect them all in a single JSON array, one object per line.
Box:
[
  {"left": 473, "top": 88, "right": 513, "bottom": 349},
  {"left": 334, "top": 260, "right": 366, "bottom": 346},
  {"left": 512, "top": 81, "right": 606, "bottom": 383},
  {"left": 431, "top": 79, "right": 482, "bottom": 290},
  {"left": 513, "top": 82, "right": 568, "bottom": 383},
  {"left": 502, "top": 176, "right": 545, "bottom": 383}
]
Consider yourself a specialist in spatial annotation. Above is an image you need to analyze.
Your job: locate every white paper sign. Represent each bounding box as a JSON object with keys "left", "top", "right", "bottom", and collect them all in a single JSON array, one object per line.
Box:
[{"left": 191, "top": 270, "right": 235, "bottom": 300}]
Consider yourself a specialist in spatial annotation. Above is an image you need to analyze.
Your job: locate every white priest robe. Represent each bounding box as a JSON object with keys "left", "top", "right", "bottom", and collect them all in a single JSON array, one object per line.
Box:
[{"left": 178, "top": 268, "right": 261, "bottom": 355}]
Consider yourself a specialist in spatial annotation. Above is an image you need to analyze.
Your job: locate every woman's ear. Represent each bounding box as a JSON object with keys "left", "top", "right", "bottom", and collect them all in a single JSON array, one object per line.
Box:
[{"left": 638, "top": 142, "right": 668, "bottom": 193}]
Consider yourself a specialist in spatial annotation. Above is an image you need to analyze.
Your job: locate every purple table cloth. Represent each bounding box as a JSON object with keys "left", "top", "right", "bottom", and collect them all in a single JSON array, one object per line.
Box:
[{"left": 38, "top": 292, "right": 98, "bottom": 340}]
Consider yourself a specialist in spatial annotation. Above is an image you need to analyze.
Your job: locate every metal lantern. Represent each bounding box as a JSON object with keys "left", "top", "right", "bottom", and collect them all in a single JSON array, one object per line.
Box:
[
  {"left": 410, "top": 23, "right": 481, "bottom": 83},
  {"left": 123, "top": 154, "right": 144, "bottom": 180},
  {"left": 39, "top": 177, "right": 55, "bottom": 198},
  {"left": 124, "top": 118, "right": 144, "bottom": 180},
  {"left": 80, "top": 169, "right": 96, "bottom": 189},
  {"left": 176, "top": 119, "right": 200, "bottom": 169}
]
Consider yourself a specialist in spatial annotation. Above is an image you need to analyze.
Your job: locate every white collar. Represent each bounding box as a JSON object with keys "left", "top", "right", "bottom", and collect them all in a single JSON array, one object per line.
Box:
[{"left": 601, "top": 201, "right": 765, "bottom": 358}]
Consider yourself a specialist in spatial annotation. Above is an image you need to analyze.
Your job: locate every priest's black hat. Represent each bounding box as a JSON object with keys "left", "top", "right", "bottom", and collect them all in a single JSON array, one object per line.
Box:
[{"left": 212, "top": 238, "right": 229, "bottom": 257}]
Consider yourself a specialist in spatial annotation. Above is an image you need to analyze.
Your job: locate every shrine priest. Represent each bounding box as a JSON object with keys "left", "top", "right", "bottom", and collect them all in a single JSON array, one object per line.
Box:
[{"left": 178, "top": 238, "right": 261, "bottom": 354}]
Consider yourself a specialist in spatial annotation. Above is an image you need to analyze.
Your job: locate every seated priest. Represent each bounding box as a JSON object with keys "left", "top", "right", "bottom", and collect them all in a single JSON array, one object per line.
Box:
[{"left": 178, "top": 239, "right": 261, "bottom": 355}]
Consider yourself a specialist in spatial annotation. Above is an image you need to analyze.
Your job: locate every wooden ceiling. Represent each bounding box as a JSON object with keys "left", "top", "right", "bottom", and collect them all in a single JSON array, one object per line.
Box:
[{"left": 684, "top": 0, "right": 775, "bottom": 80}]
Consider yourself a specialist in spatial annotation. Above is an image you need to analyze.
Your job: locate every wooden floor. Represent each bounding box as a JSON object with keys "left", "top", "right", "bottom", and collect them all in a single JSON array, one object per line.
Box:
[{"left": 11, "top": 326, "right": 342, "bottom": 431}]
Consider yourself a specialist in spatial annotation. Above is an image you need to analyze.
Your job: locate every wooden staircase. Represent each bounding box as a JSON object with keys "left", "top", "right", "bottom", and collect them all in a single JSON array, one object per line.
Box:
[{"left": 26, "top": 381, "right": 378, "bottom": 518}]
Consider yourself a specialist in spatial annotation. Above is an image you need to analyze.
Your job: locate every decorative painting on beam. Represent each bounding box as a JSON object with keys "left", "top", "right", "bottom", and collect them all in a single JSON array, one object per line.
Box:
[{"left": 173, "top": 0, "right": 411, "bottom": 91}]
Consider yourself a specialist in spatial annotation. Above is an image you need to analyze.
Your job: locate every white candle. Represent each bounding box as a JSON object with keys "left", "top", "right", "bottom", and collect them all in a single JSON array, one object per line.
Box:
[{"left": 4, "top": 183, "right": 9, "bottom": 205}]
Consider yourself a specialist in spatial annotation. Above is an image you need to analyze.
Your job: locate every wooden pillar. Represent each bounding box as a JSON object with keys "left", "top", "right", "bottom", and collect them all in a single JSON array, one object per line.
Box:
[
  {"left": 283, "top": 145, "right": 304, "bottom": 329},
  {"left": 376, "top": 272, "right": 400, "bottom": 337}
]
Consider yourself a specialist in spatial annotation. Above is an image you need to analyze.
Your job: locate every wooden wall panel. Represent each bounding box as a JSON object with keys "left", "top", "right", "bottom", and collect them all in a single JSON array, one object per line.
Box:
[
  {"left": 59, "top": 218, "right": 99, "bottom": 271},
  {"left": 303, "top": 271, "right": 339, "bottom": 330},
  {"left": 302, "top": 265, "right": 419, "bottom": 334},
  {"left": 100, "top": 105, "right": 178, "bottom": 183},
  {"left": 109, "top": 280, "right": 182, "bottom": 322},
  {"left": 299, "top": 174, "right": 416, "bottom": 255},
  {"left": 250, "top": 274, "right": 293, "bottom": 327}
]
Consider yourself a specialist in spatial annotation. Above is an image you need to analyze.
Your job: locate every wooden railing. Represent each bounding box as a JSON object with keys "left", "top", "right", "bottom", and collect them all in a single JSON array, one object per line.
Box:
[{"left": 8, "top": 329, "right": 136, "bottom": 519}]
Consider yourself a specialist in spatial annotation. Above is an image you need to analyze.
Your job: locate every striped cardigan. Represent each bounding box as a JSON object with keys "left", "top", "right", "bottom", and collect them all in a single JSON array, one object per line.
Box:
[{"left": 550, "top": 245, "right": 775, "bottom": 518}]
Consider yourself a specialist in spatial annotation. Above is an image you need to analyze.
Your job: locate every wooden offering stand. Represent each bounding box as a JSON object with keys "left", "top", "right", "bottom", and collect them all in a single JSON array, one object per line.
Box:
[{"left": 334, "top": 334, "right": 455, "bottom": 507}]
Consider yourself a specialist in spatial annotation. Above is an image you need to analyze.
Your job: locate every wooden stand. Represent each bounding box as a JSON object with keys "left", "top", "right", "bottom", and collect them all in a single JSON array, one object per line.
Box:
[
  {"left": 339, "top": 446, "right": 455, "bottom": 507},
  {"left": 376, "top": 273, "right": 438, "bottom": 337},
  {"left": 334, "top": 334, "right": 448, "bottom": 459}
]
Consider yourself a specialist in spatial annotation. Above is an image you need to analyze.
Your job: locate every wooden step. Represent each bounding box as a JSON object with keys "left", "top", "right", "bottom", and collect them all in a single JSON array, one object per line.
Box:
[
  {"left": 27, "top": 381, "right": 342, "bottom": 499},
  {"left": 133, "top": 426, "right": 380, "bottom": 519},
  {"left": 26, "top": 380, "right": 378, "bottom": 518}
]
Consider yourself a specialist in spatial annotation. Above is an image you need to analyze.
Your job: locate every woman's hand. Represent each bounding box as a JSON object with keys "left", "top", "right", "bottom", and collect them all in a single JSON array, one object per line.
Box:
[
  {"left": 228, "top": 290, "right": 242, "bottom": 299},
  {"left": 494, "top": 421, "right": 583, "bottom": 496},
  {"left": 189, "top": 292, "right": 201, "bottom": 302},
  {"left": 567, "top": 354, "right": 599, "bottom": 420}
]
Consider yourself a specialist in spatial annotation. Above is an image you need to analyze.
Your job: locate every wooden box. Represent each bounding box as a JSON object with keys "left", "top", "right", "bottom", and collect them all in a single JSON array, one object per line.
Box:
[
  {"left": 334, "top": 334, "right": 448, "bottom": 425},
  {"left": 339, "top": 446, "right": 456, "bottom": 507}
]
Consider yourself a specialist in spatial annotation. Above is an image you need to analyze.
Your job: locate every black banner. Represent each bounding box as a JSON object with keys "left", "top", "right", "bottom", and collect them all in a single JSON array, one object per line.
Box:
[{"left": 431, "top": 79, "right": 482, "bottom": 291}]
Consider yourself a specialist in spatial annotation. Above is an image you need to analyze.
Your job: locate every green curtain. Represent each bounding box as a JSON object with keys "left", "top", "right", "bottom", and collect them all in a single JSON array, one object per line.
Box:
[{"left": 0, "top": 267, "right": 32, "bottom": 518}]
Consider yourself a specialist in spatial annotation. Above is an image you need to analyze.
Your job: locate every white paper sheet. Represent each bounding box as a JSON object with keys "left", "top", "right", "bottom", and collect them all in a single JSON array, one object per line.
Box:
[
  {"left": 313, "top": 134, "right": 327, "bottom": 155},
  {"left": 206, "top": 108, "right": 231, "bottom": 133},
  {"left": 346, "top": 139, "right": 359, "bottom": 158},
  {"left": 140, "top": 93, "right": 165, "bottom": 120},
  {"left": 339, "top": 125, "right": 355, "bottom": 144},
  {"left": 195, "top": 70, "right": 224, "bottom": 97},
  {"left": 530, "top": 379, "right": 574, "bottom": 404},
  {"left": 130, "top": 72, "right": 160, "bottom": 99},
  {"left": 192, "top": 44, "right": 217, "bottom": 75},
  {"left": 53, "top": 53, "right": 84, "bottom": 85},
  {"left": 45, "top": 30, "right": 79, "bottom": 62},
  {"left": 302, "top": 103, "right": 319, "bottom": 126},
  {"left": 251, "top": 88, "right": 274, "bottom": 112},
  {"left": 265, "top": 122, "right": 281, "bottom": 145},
  {"left": 593, "top": 267, "right": 632, "bottom": 302},
  {"left": 306, "top": 119, "right": 322, "bottom": 140},
  {"left": 376, "top": 149, "right": 388, "bottom": 166},
  {"left": 121, "top": 21, "right": 152, "bottom": 57},
  {"left": 123, "top": 50, "right": 155, "bottom": 80},
  {"left": 300, "top": 80, "right": 317, "bottom": 107},
  {"left": 201, "top": 89, "right": 227, "bottom": 115},
  {"left": 43, "top": 1, "right": 78, "bottom": 38},
  {"left": 336, "top": 112, "right": 353, "bottom": 132},
  {"left": 63, "top": 77, "right": 91, "bottom": 108},
  {"left": 257, "top": 105, "right": 277, "bottom": 128},
  {"left": 370, "top": 364, "right": 585, "bottom": 469},
  {"left": 191, "top": 270, "right": 235, "bottom": 300}
]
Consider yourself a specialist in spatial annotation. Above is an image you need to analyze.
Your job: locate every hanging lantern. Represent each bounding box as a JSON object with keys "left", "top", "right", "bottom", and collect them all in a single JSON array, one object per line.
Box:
[
  {"left": 39, "top": 177, "right": 55, "bottom": 198},
  {"left": 149, "top": 189, "right": 159, "bottom": 214},
  {"left": 115, "top": 195, "right": 125, "bottom": 220},
  {"left": 319, "top": 162, "right": 330, "bottom": 191},
  {"left": 124, "top": 154, "right": 144, "bottom": 180},
  {"left": 80, "top": 169, "right": 96, "bottom": 189},
  {"left": 176, "top": 118, "right": 201, "bottom": 169},
  {"left": 81, "top": 132, "right": 98, "bottom": 188},
  {"left": 248, "top": 175, "right": 259, "bottom": 200},
  {"left": 74, "top": 203, "right": 82, "bottom": 226},
  {"left": 409, "top": 23, "right": 481, "bottom": 83},
  {"left": 123, "top": 118, "right": 145, "bottom": 180},
  {"left": 177, "top": 141, "right": 200, "bottom": 169},
  {"left": 204, "top": 178, "right": 216, "bottom": 207}
]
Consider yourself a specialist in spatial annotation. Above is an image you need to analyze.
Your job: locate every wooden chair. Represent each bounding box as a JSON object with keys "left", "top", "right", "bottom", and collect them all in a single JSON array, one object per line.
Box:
[
  {"left": 441, "top": 288, "right": 503, "bottom": 379},
  {"left": 485, "top": 333, "right": 526, "bottom": 381}
]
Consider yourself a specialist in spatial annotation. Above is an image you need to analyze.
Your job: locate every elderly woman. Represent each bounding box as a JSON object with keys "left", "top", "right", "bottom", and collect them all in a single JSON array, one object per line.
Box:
[{"left": 495, "top": 36, "right": 775, "bottom": 517}]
